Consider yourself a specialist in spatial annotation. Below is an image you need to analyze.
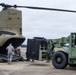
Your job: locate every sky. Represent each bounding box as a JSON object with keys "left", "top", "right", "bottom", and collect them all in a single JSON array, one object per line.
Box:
[{"left": 0, "top": 0, "right": 76, "bottom": 44}]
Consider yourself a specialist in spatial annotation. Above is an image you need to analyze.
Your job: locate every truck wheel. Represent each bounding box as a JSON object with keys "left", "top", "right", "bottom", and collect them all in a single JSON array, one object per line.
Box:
[{"left": 52, "top": 51, "right": 68, "bottom": 69}]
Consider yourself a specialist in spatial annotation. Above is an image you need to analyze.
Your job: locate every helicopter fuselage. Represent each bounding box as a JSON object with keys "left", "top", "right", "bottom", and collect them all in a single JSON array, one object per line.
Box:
[{"left": 0, "top": 8, "right": 25, "bottom": 55}]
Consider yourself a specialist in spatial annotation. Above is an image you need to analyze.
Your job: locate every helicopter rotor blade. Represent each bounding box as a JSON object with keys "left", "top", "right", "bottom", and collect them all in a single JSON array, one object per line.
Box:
[
  {"left": 16, "top": 5, "right": 76, "bottom": 13},
  {"left": 0, "top": 3, "right": 76, "bottom": 13}
]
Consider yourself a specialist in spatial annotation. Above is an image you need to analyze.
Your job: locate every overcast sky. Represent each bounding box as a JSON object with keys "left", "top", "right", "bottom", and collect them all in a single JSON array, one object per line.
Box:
[{"left": 0, "top": 0, "right": 76, "bottom": 44}]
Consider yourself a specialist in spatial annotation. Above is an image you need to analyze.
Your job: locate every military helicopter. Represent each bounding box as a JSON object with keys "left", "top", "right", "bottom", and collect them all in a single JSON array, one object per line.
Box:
[{"left": 0, "top": 3, "right": 76, "bottom": 60}]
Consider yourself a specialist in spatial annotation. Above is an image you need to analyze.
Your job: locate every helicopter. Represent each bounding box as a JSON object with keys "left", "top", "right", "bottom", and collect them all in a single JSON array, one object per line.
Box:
[{"left": 0, "top": 3, "right": 76, "bottom": 60}]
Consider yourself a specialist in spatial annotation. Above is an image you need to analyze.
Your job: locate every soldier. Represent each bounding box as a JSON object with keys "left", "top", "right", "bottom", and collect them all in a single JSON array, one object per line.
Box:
[
  {"left": 15, "top": 46, "right": 21, "bottom": 57},
  {"left": 6, "top": 43, "right": 14, "bottom": 64}
]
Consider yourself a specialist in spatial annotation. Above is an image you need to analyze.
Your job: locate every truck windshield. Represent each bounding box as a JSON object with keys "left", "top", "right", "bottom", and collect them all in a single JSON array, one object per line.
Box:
[
  {"left": 72, "top": 34, "right": 76, "bottom": 46},
  {"left": 64, "top": 43, "right": 69, "bottom": 47}
]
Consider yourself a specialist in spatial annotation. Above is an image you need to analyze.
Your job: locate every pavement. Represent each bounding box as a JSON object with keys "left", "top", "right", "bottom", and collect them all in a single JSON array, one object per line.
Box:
[
  {"left": 0, "top": 48, "right": 76, "bottom": 75},
  {"left": 0, "top": 61, "right": 53, "bottom": 75},
  {"left": 0, "top": 60, "right": 76, "bottom": 75}
]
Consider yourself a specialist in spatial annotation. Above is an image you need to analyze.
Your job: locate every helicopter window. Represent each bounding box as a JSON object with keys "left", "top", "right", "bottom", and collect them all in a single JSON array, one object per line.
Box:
[
  {"left": 8, "top": 18, "right": 11, "bottom": 20},
  {"left": 0, "top": 31, "right": 16, "bottom": 36},
  {"left": 20, "top": 28, "right": 22, "bottom": 34},
  {"left": 18, "top": 18, "right": 20, "bottom": 20}
]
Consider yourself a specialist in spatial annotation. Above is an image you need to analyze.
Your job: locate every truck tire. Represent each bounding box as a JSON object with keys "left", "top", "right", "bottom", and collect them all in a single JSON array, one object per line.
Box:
[{"left": 52, "top": 51, "right": 68, "bottom": 69}]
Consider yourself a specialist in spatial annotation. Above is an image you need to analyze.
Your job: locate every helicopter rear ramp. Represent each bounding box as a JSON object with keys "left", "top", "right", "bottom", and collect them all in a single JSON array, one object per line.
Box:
[{"left": 0, "top": 54, "right": 23, "bottom": 62}]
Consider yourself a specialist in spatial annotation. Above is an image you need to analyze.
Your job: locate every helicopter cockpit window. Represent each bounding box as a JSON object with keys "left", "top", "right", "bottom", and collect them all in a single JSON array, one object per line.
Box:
[{"left": 0, "top": 31, "right": 16, "bottom": 36}]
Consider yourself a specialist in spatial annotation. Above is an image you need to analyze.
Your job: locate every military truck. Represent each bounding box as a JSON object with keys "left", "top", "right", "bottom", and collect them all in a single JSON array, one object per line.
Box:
[
  {"left": 51, "top": 33, "right": 76, "bottom": 69},
  {"left": 26, "top": 33, "right": 76, "bottom": 69}
]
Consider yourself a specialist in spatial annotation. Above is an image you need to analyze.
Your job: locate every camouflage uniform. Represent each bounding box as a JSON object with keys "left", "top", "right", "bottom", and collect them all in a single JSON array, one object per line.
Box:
[{"left": 6, "top": 43, "right": 14, "bottom": 64}]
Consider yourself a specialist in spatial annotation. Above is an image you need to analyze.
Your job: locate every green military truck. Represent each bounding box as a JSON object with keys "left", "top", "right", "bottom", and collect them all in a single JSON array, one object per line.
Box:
[
  {"left": 51, "top": 33, "right": 76, "bottom": 69},
  {"left": 26, "top": 33, "right": 76, "bottom": 69}
]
